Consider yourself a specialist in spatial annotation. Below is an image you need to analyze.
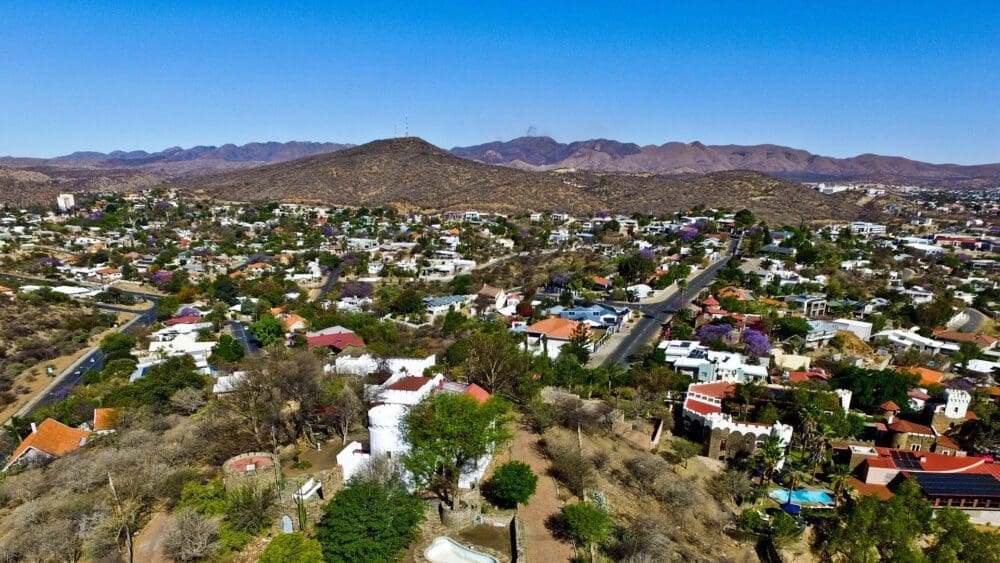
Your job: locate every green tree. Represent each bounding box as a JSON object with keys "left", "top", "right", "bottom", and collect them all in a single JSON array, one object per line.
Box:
[
  {"left": 260, "top": 533, "right": 323, "bottom": 563},
  {"left": 670, "top": 437, "right": 703, "bottom": 468},
  {"left": 210, "top": 334, "right": 245, "bottom": 364},
  {"left": 618, "top": 253, "right": 656, "bottom": 284},
  {"left": 402, "top": 393, "right": 513, "bottom": 505},
  {"left": 250, "top": 314, "right": 285, "bottom": 347},
  {"left": 389, "top": 288, "right": 425, "bottom": 315},
  {"left": 441, "top": 309, "right": 467, "bottom": 335},
  {"left": 772, "top": 316, "right": 810, "bottom": 339},
  {"left": 560, "top": 322, "right": 592, "bottom": 364},
  {"left": 100, "top": 332, "right": 136, "bottom": 362},
  {"left": 485, "top": 461, "right": 538, "bottom": 508},
  {"left": 316, "top": 477, "right": 425, "bottom": 563},
  {"left": 561, "top": 502, "right": 612, "bottom": 562}
]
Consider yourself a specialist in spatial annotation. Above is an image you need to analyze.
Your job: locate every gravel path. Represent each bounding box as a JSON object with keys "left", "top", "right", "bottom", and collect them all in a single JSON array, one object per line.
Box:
[{"left": 510, "top": 423, "right": 575, "bottom": 562}]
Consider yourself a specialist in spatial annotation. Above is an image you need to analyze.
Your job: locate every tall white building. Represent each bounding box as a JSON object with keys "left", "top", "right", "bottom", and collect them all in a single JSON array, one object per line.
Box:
[{"left": 56, "top": 193, "right": 76, "bottom": 212}]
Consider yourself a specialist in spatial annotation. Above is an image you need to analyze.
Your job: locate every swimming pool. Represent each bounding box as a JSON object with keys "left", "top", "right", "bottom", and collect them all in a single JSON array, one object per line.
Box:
[
  {"left": 769, "top": 488, "right": 834, "bottom": 505},
  {"left": 424, "top": 537, "right": 499, "bottom": 563}
]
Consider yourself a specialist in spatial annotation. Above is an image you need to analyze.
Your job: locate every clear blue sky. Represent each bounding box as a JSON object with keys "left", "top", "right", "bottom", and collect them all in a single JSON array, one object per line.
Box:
[{"left": 2, "top": 2, "right": 997, "bottom": 163}]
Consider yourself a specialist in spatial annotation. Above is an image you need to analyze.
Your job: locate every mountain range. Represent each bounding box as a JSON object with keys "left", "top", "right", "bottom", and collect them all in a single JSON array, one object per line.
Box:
[
  {"left": 451, "top": 137, "right": 1000, "bottom": 186},
  {"left": 166, "top": 137, "right": 883, "bottom": 224}
]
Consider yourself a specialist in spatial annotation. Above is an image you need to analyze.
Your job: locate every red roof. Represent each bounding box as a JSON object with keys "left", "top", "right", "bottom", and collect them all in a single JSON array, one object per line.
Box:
[
  {"left": 871, "top": 447, "right": 984, "bottom": 473},
  {"left": 888, "top": 418, "right": 935, "bottom": 436},
  {"left": 164, "top": 315, "right": 202, "bottom": 326},
  {"left": 702, "top": 295, "right": 720, "bottom": 307},
  {"left": 4, "top": 419, "right": 91, "bottom": 470},
  {"left": 385, "top": 376, "right": 432, "bottom": 392},
  {"left": 463, "top": 383, "right": 491, "bottom": 404},
  {"left": 688, "top": 382, "right": 735, "bottom": 399},
  {"left": 306, "top": 333, "right": 365, "bottom": 350},
  {"left": 683, "top": 398, "right": 722, "bottom": 416},
  {"left": 879, "top": 400, "right": 901, "bottom": 411},
  {"left": 788, "top": 370, "right": 829, "bottom": 383}
]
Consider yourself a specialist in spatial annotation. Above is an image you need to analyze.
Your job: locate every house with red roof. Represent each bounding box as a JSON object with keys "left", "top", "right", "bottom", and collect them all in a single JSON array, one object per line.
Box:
[
  {"left": 306, "top": 332, "right": 365, "bottom": 353},
  {"left": 681, "top": 381, "right": 793, "bottom": 464},
  {"left": 3, "top": 419, "right": 91, "bottom": 471}
]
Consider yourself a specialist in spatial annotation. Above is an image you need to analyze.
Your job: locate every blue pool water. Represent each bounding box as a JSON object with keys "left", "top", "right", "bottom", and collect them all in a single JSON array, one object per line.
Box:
[{"left": 769, "top": 488, "right": 834, "bottom": 505}]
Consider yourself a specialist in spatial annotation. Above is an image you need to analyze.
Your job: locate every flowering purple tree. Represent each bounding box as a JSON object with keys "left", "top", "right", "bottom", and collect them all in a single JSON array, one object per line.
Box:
[
  {"left": 177, "top": 307, "right": 202, "bottom": 318},
  {"left": 550, "top": 273, "right": 573, "bottom": 288},
  {"left": 595, "top": 210, "right": 611, "bottom": 219},
  {"left": 342, "top": 282, "right": 373, "bottom": 299},
  {"left": 638, "top": 248, "right": 656, "bottom": 261},
  {"left": 697, "top": 323, "right": 734, "bottom": 345},
  {"left": 340, "top": 252, "right": 360, "bottom": 268},
  {"left": 321, "top": 225, "right": 335, "bottom": 237},
  {"left": 679, "top": 228, "right": 699, "bottom": 242},
  {"left": 87, "top": 211, "right": 105, "bottom": 222},
  {"left": 742, "top": 329, "right": 772, "bottom": 357}
]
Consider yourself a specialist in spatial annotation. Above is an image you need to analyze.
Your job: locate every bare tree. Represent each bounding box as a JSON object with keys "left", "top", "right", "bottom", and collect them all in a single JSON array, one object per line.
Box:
[
  {"left": 162, "top": 508, "right": 219, "bottom": 562},
  {"left": 324, "top": 377, "right": 366, "bottom": 444},
  {"left": 170, "top": 387, "right": 206, "bottom": 414}
]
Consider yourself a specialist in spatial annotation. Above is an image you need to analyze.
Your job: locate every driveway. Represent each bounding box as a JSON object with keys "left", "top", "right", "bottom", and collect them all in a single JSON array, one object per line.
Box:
[{"left": 509, "top": 423, "right": 574, "bottom": 562}]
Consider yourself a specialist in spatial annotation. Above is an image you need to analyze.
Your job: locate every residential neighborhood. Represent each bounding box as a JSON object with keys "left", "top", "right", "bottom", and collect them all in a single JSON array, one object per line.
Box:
[{"left": 0, "top": 189, "right": 998, "bottom": 562}]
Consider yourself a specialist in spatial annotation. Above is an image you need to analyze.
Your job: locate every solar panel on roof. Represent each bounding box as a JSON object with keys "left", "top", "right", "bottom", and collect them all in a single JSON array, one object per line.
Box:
[
  {"left": 911, "top": 473, "right": 1000, "bottom": 497},
  {"left": 890, "top": 450, "right": 922, "bottom": 471}
]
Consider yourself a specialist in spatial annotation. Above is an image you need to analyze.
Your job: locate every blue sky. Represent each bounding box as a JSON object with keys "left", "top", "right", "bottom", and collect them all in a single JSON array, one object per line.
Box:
[{"left": 1, "top": 2, "right": 997, "bottom": 163}]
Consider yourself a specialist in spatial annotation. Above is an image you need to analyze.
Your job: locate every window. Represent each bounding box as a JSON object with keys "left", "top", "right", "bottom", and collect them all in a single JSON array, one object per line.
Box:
[{"left": 910, "top": 444, "right": 921, "bottom": 452}]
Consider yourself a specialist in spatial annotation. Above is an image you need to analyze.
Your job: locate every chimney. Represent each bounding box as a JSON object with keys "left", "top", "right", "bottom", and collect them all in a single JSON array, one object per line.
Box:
[
  {"left": 886, "top": 415, "right": 895, "bottom": 425},
  {"left": 30, "top": 422, "right": 37, "bottom": 434}
]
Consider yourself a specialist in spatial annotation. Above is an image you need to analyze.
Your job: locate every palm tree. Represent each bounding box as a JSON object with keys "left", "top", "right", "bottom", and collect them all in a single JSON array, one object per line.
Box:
[
  {"left": 829, "top": 464, "right": 853, "bottom": 507},
  {"left": 755, "top": 435, "right": 785, "bottom": 494}
]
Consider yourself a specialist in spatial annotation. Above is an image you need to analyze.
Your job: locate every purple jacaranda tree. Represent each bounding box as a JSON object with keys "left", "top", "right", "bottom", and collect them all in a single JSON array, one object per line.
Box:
[
  {"left": 551, "top": 273, "right": 573, "bottom": 287},
  {"left": 177, "top": 307, "right": 202, "bottom": 318},
  {"left": 87, "top": 211, "right": 105, "bottom": 222},
  {"left": 595, "top": 210, "right": 611, "bottom": 219},
  {"left": 638, "top": 248, "right": 656, "bottom": 261},
  {"left": 697, "top": 323, "right": 735, "bottom": 345},
  {"left": 155, "top": 200, "right": 172, "bottom": 209},
  {"left": 340, "top": 252, "right": 360, "bottom": 268},
  {"left": 342, "top": 282, "right": 373, "bottom": 299},
  {"left": 742, "top": 329, "right": 772, "bottom": 357},
  {"left": 37, "top": 257, "right": 62, "bottom": 268},
  {"left": 321, "top": 225, "right": 335, "bottom": 237},
  {"left": 151, "top": 270, "right": 173, "bottom": 284}
]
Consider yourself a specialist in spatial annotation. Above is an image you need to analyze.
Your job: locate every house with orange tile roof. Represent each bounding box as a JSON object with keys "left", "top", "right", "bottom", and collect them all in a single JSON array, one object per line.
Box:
[
  {"left": 523, "top": 317, "right": 590, "bottom": 359},
  {"left": 3, "top": 419, "right": 91, "bottom": 471},
  {"left": 280, "top": 314, "right": 307, "bottom": 333},
  {"left": 92, "top": 408, "right": 122, "bottom": 434},
  {"left": 896, "top": 366, "right": 944, "bottom": 387},
  {"left": 0, "top": 285, "right": 13, "bottom": 297}
]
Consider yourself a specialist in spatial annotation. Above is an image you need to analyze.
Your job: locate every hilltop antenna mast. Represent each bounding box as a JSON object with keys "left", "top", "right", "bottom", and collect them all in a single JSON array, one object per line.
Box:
[{"left": 404, "top": 115, "right": 409, "bottom": 138}]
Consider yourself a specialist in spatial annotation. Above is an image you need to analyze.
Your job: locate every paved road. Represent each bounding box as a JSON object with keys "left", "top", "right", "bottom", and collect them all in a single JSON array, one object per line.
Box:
[
  {"left": 314, "top": 266, "right": 341, "bottom": 301},
  {"left": 960, "top": 307, "right": 987, "bottom": 333},
  {"left": 601, "top": 244, "right": 737, "bottom": 367},
  {"left": 228, "top": 319, "right": 261, "bottom": 355}
]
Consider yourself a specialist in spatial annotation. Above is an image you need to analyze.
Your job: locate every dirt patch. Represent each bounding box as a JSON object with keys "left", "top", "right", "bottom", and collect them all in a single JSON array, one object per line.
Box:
[
  {"left": 454, "top": 524, "right": 513, "bottom": 557},
  {"left": 133, "top": 511, "right": 171, "bottom": 563}
]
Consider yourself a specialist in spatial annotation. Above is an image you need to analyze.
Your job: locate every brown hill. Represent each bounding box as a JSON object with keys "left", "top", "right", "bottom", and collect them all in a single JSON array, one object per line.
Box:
[
  {"left": 452, "top": 136, "right": 1000, "bottom": 186},
  {"left": 0, "top": 164, "right": 164, "bottom": 208},
  {"left": 170, "top": 137, "right": 883, "bottom": 224}
]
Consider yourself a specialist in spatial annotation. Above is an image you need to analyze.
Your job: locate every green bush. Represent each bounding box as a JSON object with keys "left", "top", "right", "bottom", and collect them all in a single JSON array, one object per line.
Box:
[
  {"left": 260, "top": 533, "right": 323, "bottom": 563},
  {"left": 485, "top": 461, "right": 538, "bottom": 508},
  {"left": 177, "top": 480, "right": 227, "bottom": 516}
]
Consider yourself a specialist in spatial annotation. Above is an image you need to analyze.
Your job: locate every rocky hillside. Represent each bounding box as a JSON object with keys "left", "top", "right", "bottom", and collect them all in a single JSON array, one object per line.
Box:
[
  {"left": 170, "top": 137, "right": 882, "bottom": 224},
  {"left": 452, "top": 136, "right": 1000, "bottom": 186},
  {"left": 0, "top": 165, "right": 164, "bottom": 207}
]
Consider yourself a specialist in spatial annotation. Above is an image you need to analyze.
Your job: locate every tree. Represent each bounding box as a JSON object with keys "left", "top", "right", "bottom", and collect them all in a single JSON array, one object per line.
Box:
[
  {"left": 927, "top": 507, "right": 1000, "bottom": 562},
  {"left": 561, "top": 502, "right": 612, "bottom": 562},
  {"left": 389, "top": 288, "right": 425, "bottom": 315},
  {"left": 401, "top": 393, "right": 513, "bottom": 505},
  {"left": 316, "top": 477, "right": 425, "bottom": 563},
  {"left": 754, "top": 435, "right": 784, "bottom": 490},
  {"left": 323, "top": 378, "right": 366, "bottom": 444},
  {"left": 209, "top": 334, "right": 245, "bottom": 365},
  {"left": 706, "top": 470, "right": 753, "bottom": 508},
  {"left": 463, "top": 331, "right": 531, "bottom": 400},
  {"left": 170, "top": 387, "right": 206, "bottom": 414},
  {"left": 670, "top": 437, "right": 702, "bottom": 468},
  {"left": 260, "top": 533, "right": 323, "bottom": 563},
  {"left": 99, "top": 332, "right": 136, "bottom": 362},
  {"left": 485, "top": 461, "right": 537, "bottom": 508},
  {"left": 561, "top": 322, "right": 592, "bottom": 364},
  {"left": 225, "top": 483, "right": 276, "bottom": 534},
  {"left": 441, "top": 309, "right": 467, "bottom": 335},
  {"left": 249, "top": 314, "right": 285, "bottom": 347},
  {"left": 162, "top": 508, "right": 219, "bottom": 562},
  {"left": 772, "top": 316, "right": 810, "bottom": 339},
  {"left": 734, "top": 209, "right": 755, "bottom": 228},
  {"left": 618, "top": 252, "right": 656, "bottom": 284}
]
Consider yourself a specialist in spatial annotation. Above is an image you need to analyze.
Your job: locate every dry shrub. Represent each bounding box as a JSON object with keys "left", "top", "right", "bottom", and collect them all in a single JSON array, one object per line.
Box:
[{"left": 542, "top": 429, "right": 594, "bottom": 497}]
